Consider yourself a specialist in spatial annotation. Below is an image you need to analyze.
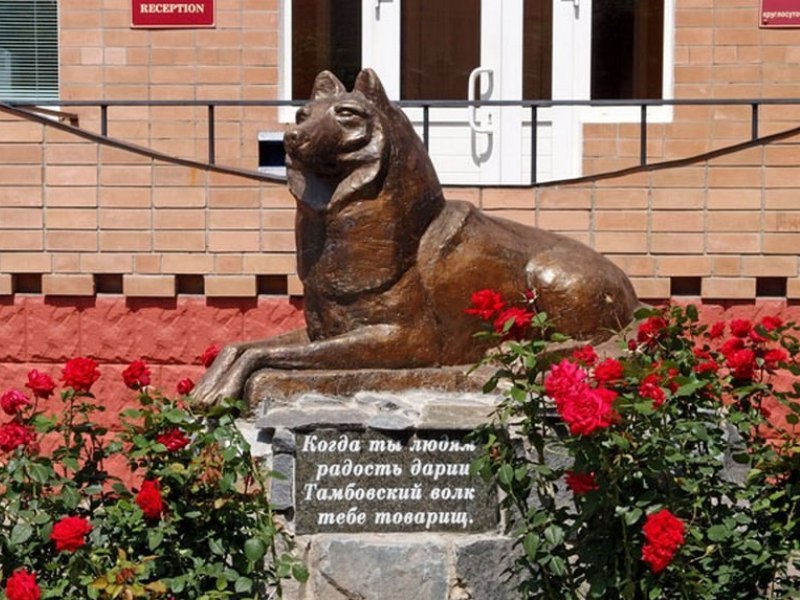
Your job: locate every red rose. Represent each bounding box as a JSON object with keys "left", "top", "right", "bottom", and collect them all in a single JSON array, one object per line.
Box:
[
  {"left": 760, "top": 315, "right": 783, "bottom": 332},
  {"left": 571, "top": 345, "right": 598, "bottom": 366},
  {"left": 50, "top": 516, "right": 92, "bottom": 552},
  {"left": 719, "top": 337, "right": 745, "bottom": 358},
  {"left": 156, "top": 428, "right": 190, "bottom": 452},
  {"left": 199, "top": 344, "right": 221, "bottom": 368},
  {"left": 639, "top": 374, "right": 666, "bottom": 408},
  {"left": 122, "top": 359, "right": 151, "bottom": 390},
  {"left": 693, "top": 347, "right": 712, "bottom": 360},
  {"left": 694, "top": 360, "right": 718, "bottom": 375},
  {"left": 493, "top": 306, "right": 533, "bottom": 341},
  {"left": 0, "top": 422, "right": 35, "bottom": 453},
  {"left": 641, "top": 509, "right": 685, "bottom": 573},
  {"left": 593, "top": 358, "right": 624, "bottom": 385},
  {"left": 727, "top": 348, "right": 755, "bottom": 380},
  {"left": 637, "top": 316, "right": 667, "bottom": 346},
  {"left": 545, "top": 360, "right": 587, "bottom": 401},
  {"left": 5, "top": 569, "right": 41, "bottom": 600},
  {"left": 176, "top": 377, "right": 195, "bottom": 395},
  {"left": 25, "top": 369, "right": 55, "bottom": 399},
  {"left": 763, "top": 348, "right": 788, "bottom": 372},
  {"left": 708, "top": 321, "right": 725, "bottom": 339},
  {"left": 565, "top": 470, "right": 599, "bottom": 495},
  {"left": 136, "top": 480, "right": 164, "bottom": 520},
  {"left": 1, "top": 389, "right": 30, "bottom": 416},
  {"left": 61, "top": 357, "right": 101, "bottom": 393},
  {"left": 729, "top": 319, "right": 752, "bottom": 338},
  {"left": 556, "top": 387, "right": 618, "bottom": 436},
  {"left": 464, "top": 288, "right": 506, "bottom": 321}
]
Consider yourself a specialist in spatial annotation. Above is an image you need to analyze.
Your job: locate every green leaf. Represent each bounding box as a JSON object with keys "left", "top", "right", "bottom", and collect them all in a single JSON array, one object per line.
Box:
[
  {"left": 686, "top": 304, "right": 699, "bottom": 322},
  {"left": 209, "top": 537, "right": 226, "bottom": 556},
  {"left": 675, "top": 379, "right": 707, "bottom": 397},
  {"left": 549, "top": 556, "right": 567, "bottom": 577},
  {"left": 244, "top": 537, "right": 267, "bottom": 562},
  {"left": 622, "top": 507, "right": 643, "bottom": 526},
  {"left": 543, "top": 524, "right": 564, "bottom": 547},
  {"left": 634, "top": 306, "right": 659, "bottom": 319},
  {"left": 9, "top": 522, "right": 33, "bottom": 546},
  {"left": 61, "top": 486, "right": 80, "bottom": 509},
  {"left": 523, "top": 532, "right": 540, "bottom": 560},
  {"left": 292, "top": 563, "right": 310, "bottom": 583},
  {"left": 26, "top": 463, "right": 52, "bottom": 484},
  {"left": 707, "top": 524, "right": 730, "bottom": 542},
  {"left": 148, "top": 529, "right": 164, "bottom": 551},
  {"left": 497, "top": 464, "right": 514, "bottom": 487},
  {"left": 234, "top": 577, "right": 253, "bottom": 593}
]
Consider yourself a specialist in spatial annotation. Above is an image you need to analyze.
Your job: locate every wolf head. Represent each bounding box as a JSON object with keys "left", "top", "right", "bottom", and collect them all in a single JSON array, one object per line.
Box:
[{"left": 284, "top": 69, "right": 441, "bottom": 213}]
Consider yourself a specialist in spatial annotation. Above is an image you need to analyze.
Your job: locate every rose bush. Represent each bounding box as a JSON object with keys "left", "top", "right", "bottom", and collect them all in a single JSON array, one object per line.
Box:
[
  {"left": 469, "top": 293, "right": 800, "bottom": 599},
  {"left": 0, "top": 358, "right": 305, "bottom": 599}
]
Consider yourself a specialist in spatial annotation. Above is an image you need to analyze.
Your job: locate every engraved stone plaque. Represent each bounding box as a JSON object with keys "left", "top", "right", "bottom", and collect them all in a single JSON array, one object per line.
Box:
[{"left": 295, "top": 429, "right": 498, "bottom": 534}]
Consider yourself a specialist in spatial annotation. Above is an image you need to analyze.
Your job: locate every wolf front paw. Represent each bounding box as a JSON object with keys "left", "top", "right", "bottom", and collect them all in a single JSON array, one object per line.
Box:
[{"left": 189, "top": 345, "right": 246, "bottom": 410}]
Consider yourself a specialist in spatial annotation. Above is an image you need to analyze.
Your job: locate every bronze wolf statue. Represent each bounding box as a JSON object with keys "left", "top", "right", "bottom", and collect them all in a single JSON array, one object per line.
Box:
[{"left": 192, "top": 69, "right": 639, "bottom": 407}]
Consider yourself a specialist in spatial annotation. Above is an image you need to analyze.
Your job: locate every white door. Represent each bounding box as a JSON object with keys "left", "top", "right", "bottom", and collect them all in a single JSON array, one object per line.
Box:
[
  {"left": 286, "top": 0, "right": 668, "bottom": 185},
  {"left": 363, "top": 0, "right": 586, "bottom": 185}
]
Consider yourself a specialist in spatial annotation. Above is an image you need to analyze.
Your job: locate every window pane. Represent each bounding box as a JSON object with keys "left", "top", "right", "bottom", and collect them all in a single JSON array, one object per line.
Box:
[
  {"left": 522, "top": 0, "right": 552, "bottom": 100},
  {"left": 0, "top": 0, "right": 59, "bottom": 101},
  {"left": 292, "top": 0, "right": 361, "bottom": 100},
  {"left": 591, "top": 0, "right": 663, "bottom": 99},
  {"left": 401, "top": 0, "right": 479, "bottom": 100}
]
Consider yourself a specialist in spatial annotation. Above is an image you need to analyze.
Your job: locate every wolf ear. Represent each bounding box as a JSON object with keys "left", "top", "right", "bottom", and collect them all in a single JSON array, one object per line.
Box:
[
  {"left": 312, "top": 71, "right": 346, "bottom": 100},
  {"left": 354, "top": 69, "right": 390, "bottom": 107}
]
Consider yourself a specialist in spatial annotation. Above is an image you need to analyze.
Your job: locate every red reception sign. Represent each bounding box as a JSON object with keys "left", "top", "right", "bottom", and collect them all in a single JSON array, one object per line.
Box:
[
  {"left": 131, "top": 0, "right": 215, "bottom": 28},
  {"left": 761, "top": 0, "right": 800, "bottom": 27}
]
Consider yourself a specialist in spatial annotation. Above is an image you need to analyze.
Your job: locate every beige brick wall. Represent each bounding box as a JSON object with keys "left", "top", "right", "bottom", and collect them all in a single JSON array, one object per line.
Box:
[
  {"left": 59, "top": 0, "right": 282, "bottom": 170},
  {"left": 0, "top": 109, "right": 299, "bottom": 297},
  {"left": 2, "top": 106, "right": 799, "bottom": 300}
]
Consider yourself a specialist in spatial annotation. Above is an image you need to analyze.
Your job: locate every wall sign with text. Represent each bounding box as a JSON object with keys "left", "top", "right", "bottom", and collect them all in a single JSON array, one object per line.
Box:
[
  {"left": 131, "top": 0, "right": 215, "bottom": 29},
  {"left": 761, "top": 0, "right": 800, "bottom": 27}
]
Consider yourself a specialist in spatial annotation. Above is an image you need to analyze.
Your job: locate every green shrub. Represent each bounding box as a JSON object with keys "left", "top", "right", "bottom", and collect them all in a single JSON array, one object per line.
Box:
[
  {"left": 468, "top": 292, "right": 800, "bottom": 599},
  {"left": 0, "top": 358, "right": 305, "bottom": 599}
]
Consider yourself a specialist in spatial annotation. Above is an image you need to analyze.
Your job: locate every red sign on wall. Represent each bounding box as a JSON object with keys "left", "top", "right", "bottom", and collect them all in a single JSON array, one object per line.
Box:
[
  {"left": 131, "top": 0, "right": 215, "bottom": 29},
  {"left": 760, "top": 0, "right": 800, "bottom": 27}
]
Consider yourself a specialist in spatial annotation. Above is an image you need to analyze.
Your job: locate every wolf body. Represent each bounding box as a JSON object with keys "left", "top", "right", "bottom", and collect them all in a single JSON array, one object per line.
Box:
[{"left": 191, "top": 69, "right": 639, "bottom": 407}]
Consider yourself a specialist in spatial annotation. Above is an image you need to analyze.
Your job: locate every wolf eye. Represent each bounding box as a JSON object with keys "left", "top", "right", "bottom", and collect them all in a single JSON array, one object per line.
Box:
[
  {"left": 334, "top": 106, "right": 366, "bottom": 124},
  {"left": 295, "top": 108, "right": 310, "bottom": 125}
]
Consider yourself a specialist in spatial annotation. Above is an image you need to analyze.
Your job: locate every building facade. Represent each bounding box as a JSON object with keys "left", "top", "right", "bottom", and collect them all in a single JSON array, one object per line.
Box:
[{"left": 1, "top": 0, "right": 800, "bottom": 392}]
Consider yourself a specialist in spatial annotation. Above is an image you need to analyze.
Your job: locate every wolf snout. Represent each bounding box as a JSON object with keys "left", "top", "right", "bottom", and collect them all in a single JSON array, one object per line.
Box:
[{"left": 284, "top": 128, "right": 301, "bottom": 147}]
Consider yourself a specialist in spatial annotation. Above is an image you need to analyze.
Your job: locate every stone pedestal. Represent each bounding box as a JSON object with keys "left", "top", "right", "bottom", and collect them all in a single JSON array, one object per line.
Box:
[{"left": 243, "top": 388, "right": 519, "bottom": 600}]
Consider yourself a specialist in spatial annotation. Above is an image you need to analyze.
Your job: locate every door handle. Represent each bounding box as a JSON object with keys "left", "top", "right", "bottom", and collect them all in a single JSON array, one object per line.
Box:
[
  {"left": 468, "top": 67, "right": 494, "bottom": 134},
  {"left": 374, "top": 0, "right": 392, "bottom": 18}
]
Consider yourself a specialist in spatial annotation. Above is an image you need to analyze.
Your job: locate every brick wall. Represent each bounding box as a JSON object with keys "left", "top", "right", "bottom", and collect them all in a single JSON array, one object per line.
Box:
[
  {"left": 59, "top": 0, "right": 281, "bottom": 170},
  {"left": 1, "top": 106, "right": 799, "bottom": 301},
  {"left": 0, "top": 108, "right": 300, "bottom": 298}
]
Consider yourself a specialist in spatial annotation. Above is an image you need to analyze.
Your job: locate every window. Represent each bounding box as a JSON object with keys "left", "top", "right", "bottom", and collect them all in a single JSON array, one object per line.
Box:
[
  {"left": 591, "top": 0, "right": 664, "bottom": 100},
  {"left": 291, "top": 0, "right": 361, "bottom": 100},
  {"left": 522, "top": 0, "right": 552, "bottom": 100},
  {"left": 0, "top": 0, "right": 58, "bottom": 102},
  {"left": 400, "top": 0, "right": 479, "bottom": 100}
]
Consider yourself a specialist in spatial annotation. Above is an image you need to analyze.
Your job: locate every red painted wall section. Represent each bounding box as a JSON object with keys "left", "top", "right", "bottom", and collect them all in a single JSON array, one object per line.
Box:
[
  {"left": 0, "top": 296, "right": 305, "bottom": 422},
  {"left": 1, "top": 297, "right": 799, "bottom": 434}
]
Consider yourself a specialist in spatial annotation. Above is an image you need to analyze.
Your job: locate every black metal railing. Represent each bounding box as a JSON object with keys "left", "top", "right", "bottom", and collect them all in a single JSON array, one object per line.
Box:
[{"left": 7, "top": 97, "right": 800, "bottom": 185}]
